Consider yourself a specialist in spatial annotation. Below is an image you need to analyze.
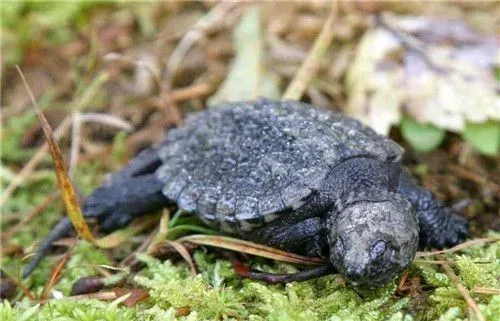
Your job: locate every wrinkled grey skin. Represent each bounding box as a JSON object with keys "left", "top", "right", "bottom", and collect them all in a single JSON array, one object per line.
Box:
[
  {"left": 24, "top": 100, "right": 468, "bottom": 287},
  {"left": 328, "top": 197, "right": 419, "bottom": 286}
]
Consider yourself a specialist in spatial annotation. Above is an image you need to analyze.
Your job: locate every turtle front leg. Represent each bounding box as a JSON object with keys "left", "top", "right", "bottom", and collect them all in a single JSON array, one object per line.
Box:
[
  {"left": 243, "top": 217, "right": 329, "bottom": 258},
  {"left": 397, "top": 173, "right": 469, "bottom": 249},
  {"left": 231, "top": 258, "right": 334, "bottom": 283}
]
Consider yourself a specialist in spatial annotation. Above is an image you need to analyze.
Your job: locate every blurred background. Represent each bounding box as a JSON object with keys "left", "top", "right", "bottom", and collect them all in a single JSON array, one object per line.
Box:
[
  {"left": 2, "top": 0, "right": 498, "bottom": 229},
  {"left": 1, "top": 1, "right": 499, "bottom": 319}
]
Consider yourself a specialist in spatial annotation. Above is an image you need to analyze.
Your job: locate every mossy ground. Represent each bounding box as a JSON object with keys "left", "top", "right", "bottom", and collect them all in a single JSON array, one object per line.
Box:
[
  {"left": 1, "top": 233, "right": 499, "bottom": 320},
  {"left": 1, "top": 2, "right": 499, "bottom": 320}
]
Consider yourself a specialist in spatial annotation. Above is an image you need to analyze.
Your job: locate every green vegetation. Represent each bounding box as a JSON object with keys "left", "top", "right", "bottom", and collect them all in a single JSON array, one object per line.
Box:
[
  {"left": 2, "top": 2, "right": 498, "bottom": 320},
  {"left": 1, "top": 235, "right": 499, "bottom": 320}
]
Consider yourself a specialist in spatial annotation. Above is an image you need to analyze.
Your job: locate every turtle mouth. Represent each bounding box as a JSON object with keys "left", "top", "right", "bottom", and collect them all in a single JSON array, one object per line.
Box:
[{"left": 344, "top": 266, "right": 398, "bottom": 287}]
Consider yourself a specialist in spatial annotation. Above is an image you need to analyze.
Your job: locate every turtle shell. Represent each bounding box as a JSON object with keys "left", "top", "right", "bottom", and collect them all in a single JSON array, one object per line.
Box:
[{"left": 155, "top": 100, "right": 403, "bottom": 233}]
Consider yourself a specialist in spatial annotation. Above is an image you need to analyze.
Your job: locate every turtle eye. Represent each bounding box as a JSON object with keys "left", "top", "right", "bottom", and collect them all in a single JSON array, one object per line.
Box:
[{"left": 370, "top": 240, "right": 386, "bottom": 260}]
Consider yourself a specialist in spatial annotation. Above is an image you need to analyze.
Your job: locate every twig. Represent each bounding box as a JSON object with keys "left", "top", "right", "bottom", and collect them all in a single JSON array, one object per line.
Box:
[
  {"left": 282, "top": 0, "right": 338, "bottom": 100},
  {"left": 69, "top": 112, "right": 82, "bottom": 179},
  {"left": 69, "top": 112, "right": 134, "bottom": 177},
  {"left": 169, "top": 83, "right": 213, "bottom": 102},
  {"left": 79, "top": 113, "right": 134, "bottom": 131},
  {"left": 416, "top": 237, "right": 499, "bottom": 257},
  {"left": 438, "top": 255, "right": 485, "bottom": 321},
  {"left": 160, "top": 3, "right": 237, "bottom": 126},
  {"left": 179, "top": 234, "right": 326, "bottom": 265},
  {"left": 413, "top": 259, "right": 455, "bottom": 265},
  {"left": 104, "top": 52, "right": 162, "bottom": 90},
  {"left": 1, "top": 72, "right": 109, "bottom": 207},
  {"left": 163, "top": 2, "right": 238, "bottom": 87},
  {"left": 473, "top": 287, "right": 500, "bottom": 295},
  {"left": 40, "top": 240, "right": 78, "bottom": 301},
  {"left": 67, "top": 290, "right": 117, "bottom": 301}
]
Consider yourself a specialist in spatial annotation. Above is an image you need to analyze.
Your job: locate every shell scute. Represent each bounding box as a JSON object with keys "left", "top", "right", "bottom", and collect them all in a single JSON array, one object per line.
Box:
[{"left": 280, "top": 180, "right": 313, "bottom": 210}]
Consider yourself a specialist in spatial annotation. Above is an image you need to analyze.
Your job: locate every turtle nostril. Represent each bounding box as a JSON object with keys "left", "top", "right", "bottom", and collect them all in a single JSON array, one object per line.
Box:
[{"left": 345, "top": 267, "right": 361, "bottom": 279}]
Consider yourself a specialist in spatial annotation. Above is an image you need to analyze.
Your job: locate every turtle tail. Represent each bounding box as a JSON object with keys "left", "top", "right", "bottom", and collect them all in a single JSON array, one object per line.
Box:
[{"left": 22, "top": 217, "right": 73, "bottom": 278}]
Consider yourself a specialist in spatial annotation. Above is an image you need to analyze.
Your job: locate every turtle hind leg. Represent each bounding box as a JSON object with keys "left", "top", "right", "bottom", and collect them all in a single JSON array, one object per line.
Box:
[
  {"left": 88, "top": 173, "right": 168, "bottom": 232},
  {"left": 23, "top": 173, "right": 167, "bottom": 278},
  {"left": 397, "top": 173, "right": 469, "bottom": 249},
  {"left": 22, "top": 217, "right": 73, "bottom": 278}
]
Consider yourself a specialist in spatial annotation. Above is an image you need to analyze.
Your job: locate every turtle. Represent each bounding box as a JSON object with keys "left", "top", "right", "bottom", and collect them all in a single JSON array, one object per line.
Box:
[{"left": 23, "top": 99, "right": 468, "bottom": 287}]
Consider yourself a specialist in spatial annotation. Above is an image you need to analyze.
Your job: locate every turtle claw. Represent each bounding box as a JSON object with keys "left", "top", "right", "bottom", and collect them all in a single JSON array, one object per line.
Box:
[{"left": 444, "top": 210, "right": 469, "bottom": 247}]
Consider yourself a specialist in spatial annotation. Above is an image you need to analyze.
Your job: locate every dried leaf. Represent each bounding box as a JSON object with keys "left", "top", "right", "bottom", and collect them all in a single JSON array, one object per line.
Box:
[
  {"left": 40, "top": 241, "right": 77, "bottom": 301},
  {"left": 152, "top": 240, "right": 197, "bottom": 276},
  {"left": 113, "top": 288, "right": 149, "bottom": 307},
  {"left": 346, "top": 14, "right": 498, "bottom": 146},
  {"left": 16, "top": 66, "right": 95, "bottom": 242},
  {"left": 94, "top": 215, "right": 159, "bottom": 249},
  {"left": 179, "top": 234, "right": 326, "bottom": 265}
]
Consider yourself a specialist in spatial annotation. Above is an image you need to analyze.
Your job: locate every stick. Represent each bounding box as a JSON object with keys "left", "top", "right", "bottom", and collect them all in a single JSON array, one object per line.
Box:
[{"left": 282, "top": 0, "right": 338, "bottom": 100}]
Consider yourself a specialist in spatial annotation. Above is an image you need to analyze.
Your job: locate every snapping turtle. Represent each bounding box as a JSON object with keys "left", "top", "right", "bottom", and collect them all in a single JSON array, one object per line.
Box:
[{"left": 24, "top": 100, "right": 468, "bottom": 286}]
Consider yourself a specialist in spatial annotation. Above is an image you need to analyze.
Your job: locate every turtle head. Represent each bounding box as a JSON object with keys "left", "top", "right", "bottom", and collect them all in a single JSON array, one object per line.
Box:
[{"left": 327, "top": 195, "right": 419, "bottom": 287}]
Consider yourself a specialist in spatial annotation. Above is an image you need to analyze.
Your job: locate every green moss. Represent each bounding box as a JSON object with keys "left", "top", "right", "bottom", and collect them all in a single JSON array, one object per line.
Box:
[
  {"left": 481, "top": 295, "right": 500, "bottom": 321},
  {"left": 2, "top": 238, "right": 500, "bottom": 320},
  {"left": 135, "top": 254, "right": 247, "bottom": 320},
  {"left": 55, "top": 241, "right": 111, "bottom": 295},
  {"left": 455, "top": 255, "right": 497, "bottom": 288},
  {"left": 414, "top": 233, "right": 500, "bottom": 320},
  {"left": 1, "top": 298, "right": 137, "bottom": 321}
]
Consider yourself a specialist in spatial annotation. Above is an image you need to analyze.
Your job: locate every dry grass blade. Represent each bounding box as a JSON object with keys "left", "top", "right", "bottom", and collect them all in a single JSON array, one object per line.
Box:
[
  {"left": 153, "top": 240, "right": 197, "bottom": 276},
  {"left": 282, "top": 0, "right": 339, "bottom": 100},
  {"left": 178, "top": 235, "right": 327, "bottom": 265},
  {"left": 15, "top": 66, "right": 95, "bottom": 243},
  {"left": 94, "top": 215, "right": 159, "bottom": 249},
  {"left": 1, "top": 72, "right": 109, "bottom": 207},
  {"left": 416, "top": 237, "right": 500, "bottom": 257},
  {"left": 40, "top": 240, "right": 77, "bottom": 301},
  {"left": 438, "top": 254, "right": 486, "bottom": 321}
]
